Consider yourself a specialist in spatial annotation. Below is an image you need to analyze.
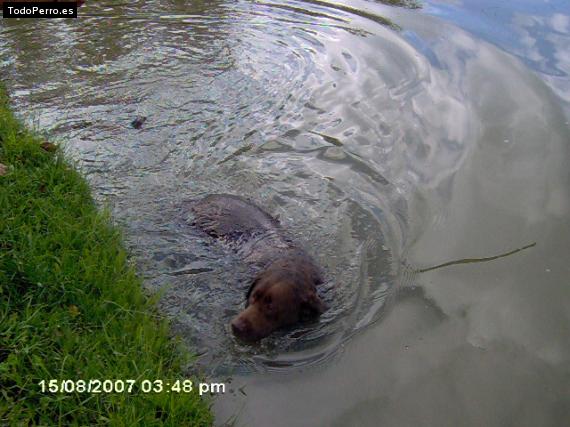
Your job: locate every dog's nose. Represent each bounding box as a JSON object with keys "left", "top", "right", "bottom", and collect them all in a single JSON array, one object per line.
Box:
[{"left": 231, "top": 317, "right": 251, "bottom": 338}]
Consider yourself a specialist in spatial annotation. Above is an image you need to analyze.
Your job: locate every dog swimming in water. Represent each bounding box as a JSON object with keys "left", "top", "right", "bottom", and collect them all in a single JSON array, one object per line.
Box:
[{"left": 191, "top": 194, "right": 326, "bottom": 341}]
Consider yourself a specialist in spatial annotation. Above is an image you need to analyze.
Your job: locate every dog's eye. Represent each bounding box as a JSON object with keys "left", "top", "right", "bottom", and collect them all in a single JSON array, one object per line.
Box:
[{"left": 264, "top": 296, "right": 272, "bottom": 305}]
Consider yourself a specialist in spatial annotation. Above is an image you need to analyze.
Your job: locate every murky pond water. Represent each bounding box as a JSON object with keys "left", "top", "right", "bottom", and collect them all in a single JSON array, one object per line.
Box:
[{"left": 2, "top": 0, "right": 569, "bottom": 425}]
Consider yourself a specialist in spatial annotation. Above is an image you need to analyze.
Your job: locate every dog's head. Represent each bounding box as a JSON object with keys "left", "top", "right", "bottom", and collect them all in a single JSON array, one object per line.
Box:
[{"left": 231, "top": 258, "right": 325, "bottom": 341}]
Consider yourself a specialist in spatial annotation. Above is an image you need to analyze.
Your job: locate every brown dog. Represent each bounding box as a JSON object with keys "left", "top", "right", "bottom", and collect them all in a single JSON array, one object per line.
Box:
[{"left": 192, "top": 194, "right": 325, "bottom": 341}]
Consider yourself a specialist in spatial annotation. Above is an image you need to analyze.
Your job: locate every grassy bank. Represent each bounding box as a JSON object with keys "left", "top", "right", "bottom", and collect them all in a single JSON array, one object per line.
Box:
[{"left": 0, "top": 89, "right": 212, "bottom": 426}]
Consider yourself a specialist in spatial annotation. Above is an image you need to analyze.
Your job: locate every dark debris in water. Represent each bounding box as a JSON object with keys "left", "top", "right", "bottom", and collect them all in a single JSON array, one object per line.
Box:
[
  {"left": 40, "top": 141, "right": 57, "bottom": 152},
  {"left": 131, "top": 116, "right": 147, "bottom": 129},
  {"left": 378, "top": 0, "right": 422, "bottom": 9}
]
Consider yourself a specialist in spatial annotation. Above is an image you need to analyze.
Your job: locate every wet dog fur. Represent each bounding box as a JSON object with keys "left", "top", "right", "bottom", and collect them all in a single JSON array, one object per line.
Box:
[{"left": 191, "top": 194, "right": 325, "bottom": 341}]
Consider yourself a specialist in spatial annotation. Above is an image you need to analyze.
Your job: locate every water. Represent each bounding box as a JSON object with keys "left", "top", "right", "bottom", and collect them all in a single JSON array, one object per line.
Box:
[{"left": 1, "top": 0, "right": 569, "bottom": 425}]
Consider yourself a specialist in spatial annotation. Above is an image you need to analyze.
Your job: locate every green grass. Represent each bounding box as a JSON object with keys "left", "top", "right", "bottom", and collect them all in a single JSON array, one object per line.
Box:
[{"left": 0, "top": 88, "right": 213, "bottom": 426}]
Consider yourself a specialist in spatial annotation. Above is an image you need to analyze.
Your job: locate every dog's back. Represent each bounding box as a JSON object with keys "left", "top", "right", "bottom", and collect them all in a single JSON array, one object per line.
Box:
[
  {"left": 191, "top": 194, "right": 297, "bottom": 266},
  {"left": 192, "top": 194, "right": 279, "bottom": 237}
]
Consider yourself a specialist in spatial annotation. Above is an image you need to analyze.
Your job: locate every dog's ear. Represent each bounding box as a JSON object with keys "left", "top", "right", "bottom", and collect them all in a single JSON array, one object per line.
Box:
[
  {"left": 245, "top": 276, "right": 261, "bottom": 307},
  {"left": 313, "top": 271, "right": 324, "bottom": 285},
  {"left": 300, "top": 292, "right": 326, "bottom": 320}
]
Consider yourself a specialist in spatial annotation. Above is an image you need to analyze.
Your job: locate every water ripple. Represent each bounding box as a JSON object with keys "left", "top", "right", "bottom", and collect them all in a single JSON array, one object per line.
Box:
[{"left": 0, "top": 0, "right": 475, "bottom": 373}]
